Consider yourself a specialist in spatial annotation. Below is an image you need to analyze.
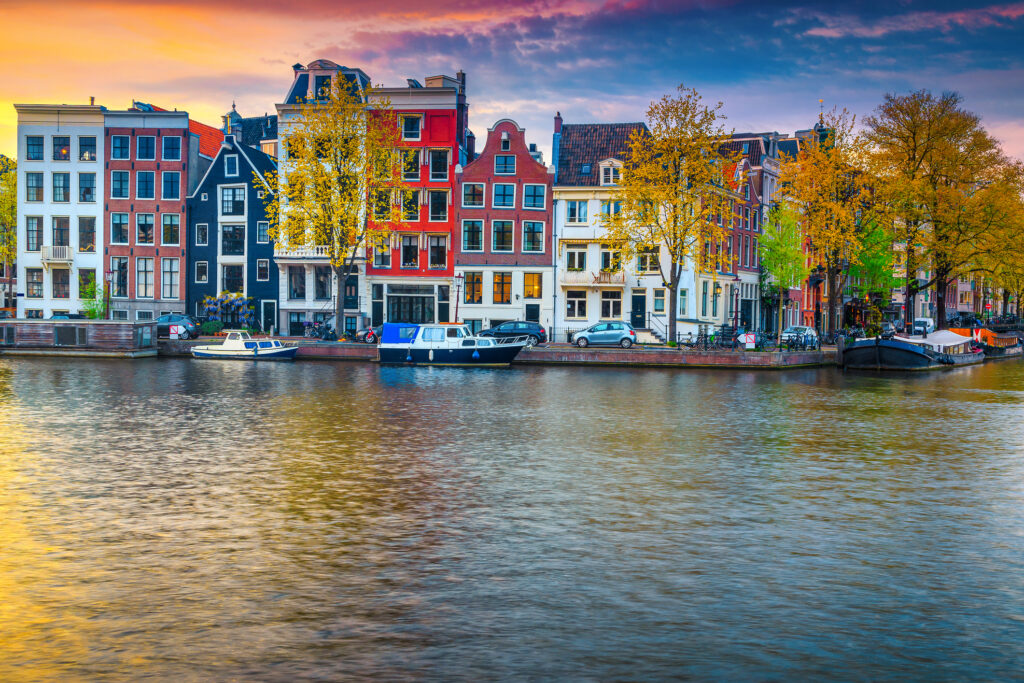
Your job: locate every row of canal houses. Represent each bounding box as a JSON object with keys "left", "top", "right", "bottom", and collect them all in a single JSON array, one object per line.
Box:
[{"left": 14, "top": 59, "right": 821, "bottom": 339}]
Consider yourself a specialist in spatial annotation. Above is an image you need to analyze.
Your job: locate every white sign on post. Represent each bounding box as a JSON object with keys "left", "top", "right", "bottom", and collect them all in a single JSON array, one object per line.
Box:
[{"left": 169, "top": 324, "right": 185, "bottom": 340}]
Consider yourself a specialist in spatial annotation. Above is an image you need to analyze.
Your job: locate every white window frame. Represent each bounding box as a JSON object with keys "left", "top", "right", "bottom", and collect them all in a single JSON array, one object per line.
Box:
[
  {"left": 400, "top": 115, "right": 422, "bottom": 141},
  {"left": 111, "top": 309, "right": 128, "bottom": 321},
  {"left": 523, "top": 184, "right": 546, "bottom": 210},
  {"left": 522, "top": 221, "right": 544, "bottom": 253},
  {"left": 256, "top": 221, "right": 270, "bottom": 244},
  {"left": 461, "top": 219, "right": 484, "bottom": 253},
  {"left": 256, "top": 259, "right": 270, "bottom": 282},
  {"left": 566, "top": 249, "right": 586, "bottom": 271},
  {"left": 110, "top": 170, "right": 129, "bottom": 199},
  {"left": 600, "top": 164, "right": 621, "bottom": 186},
  {"left": 137, "top": 136, "right": 157, "bottom": 161},
  {"left": 403, "top": 149, "right": 421, "bottom": 181},
  {"left": 494, "top": 154, "right": 516, "bottom": 175},
  {"left": 492, "top": 183, "right": 515, "bottom": 209},
  {"left": 161, "top": 171, "right": 181, "bottom": 200},
  {"left": 566, "top": 200, "right": 588, "bottom": 224},
  {"left": 428, "top": 149, "right": 449, "bottom": 182},
  {"left": 195, "top": 260, "right": 208, "bottom": 284},
  {"left": 566, "top": 290, "right": 587, "bottom": 319},
  {"left": 135, "top": 171, "right": 156, "bottom": 200},
  {"left": 427, "top": 190, "right": 448, "bottom": 223},
  {"left": 136, "top": 256, "right": 154, "bottom": 300},
  {"left": 111, "top": 135, "right": 130, "bottom": 160},
  {"left": 161, "top": 213, "right": 181, "bottom": 247},
  {"left": 225, "top": 155, "right": 239, "bottom": 178},
  {"left": 461, "top": 182, "right": 485, "bottom": 208},
  {"left": 136, "top": 310, "right": 154, "bottom": 321},
  {"left": 161, "top": 257, "right": 180, "bottom": 300},
  {"left": 136, "top": 213, "right": 155, "bottom": 245},
  {"left": 491, "top": 220, "right": 514, "bottom": 253},
  {"left": 162, "top": 136, "right": 182, "bottom": 161},
  {"left": 195, "top": 223, "right": 208, "bottom": 247}
]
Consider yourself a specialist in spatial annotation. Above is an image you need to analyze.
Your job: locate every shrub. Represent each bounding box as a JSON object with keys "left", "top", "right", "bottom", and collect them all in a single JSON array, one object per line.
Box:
[
  {"left": 200, "top": 320, "right": 224, "bottom": 335},
  {"left": 667, "top": 341, "right": 677, "bottom": 347}
]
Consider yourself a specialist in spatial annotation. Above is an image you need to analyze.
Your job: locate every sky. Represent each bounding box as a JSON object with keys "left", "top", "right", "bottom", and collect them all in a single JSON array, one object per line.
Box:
[{"left": 1, "top": 0, "right": 1023, "bottom": 162}]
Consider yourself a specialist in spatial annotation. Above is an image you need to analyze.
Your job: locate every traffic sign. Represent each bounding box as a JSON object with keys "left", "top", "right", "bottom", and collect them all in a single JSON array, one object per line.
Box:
[{"left": 985, "top": 302, "right": 992, "bottom": 310}]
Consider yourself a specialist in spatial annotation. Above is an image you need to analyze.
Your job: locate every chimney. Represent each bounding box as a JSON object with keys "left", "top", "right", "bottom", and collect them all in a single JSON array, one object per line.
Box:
[
  {"left": 89, "top": 96, "right": 95, "bottom": 106},
  {"left": 456, "top": 69, "right": 466, "bottom": 94},
  {"left": 222, "top": 114, "right": 230, "bottom": 134},
  {"left": 554, "top": 111, "right": 562, "bottom": 134}
]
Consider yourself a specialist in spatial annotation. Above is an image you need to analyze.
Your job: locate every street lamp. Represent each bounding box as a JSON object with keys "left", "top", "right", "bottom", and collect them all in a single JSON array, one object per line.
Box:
[
  {"left": 104, "top": 269, "right": 113, "bottom": 320},
  {"left": 453, "top": 273, "right": 465, "bottom": 323}
]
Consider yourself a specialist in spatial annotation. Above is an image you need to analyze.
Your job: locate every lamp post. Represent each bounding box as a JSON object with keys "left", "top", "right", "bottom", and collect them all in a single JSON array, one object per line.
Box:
[
  {"left": 104, "top": 270, "right": 113, "bottom": 320},
  {"left": 453, "top": 273, "right": 464, "bottom": 323}
]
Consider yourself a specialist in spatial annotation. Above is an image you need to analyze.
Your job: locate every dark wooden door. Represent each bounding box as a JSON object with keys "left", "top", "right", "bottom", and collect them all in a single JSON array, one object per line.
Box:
[{"left": 631, "top": 293, "right": 646, "bottom": 328}]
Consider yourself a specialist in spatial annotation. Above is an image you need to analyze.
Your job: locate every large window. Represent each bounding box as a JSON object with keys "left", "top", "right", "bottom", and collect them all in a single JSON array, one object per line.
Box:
[
  {"left": 162, "top": 172, "right": 180, "bottom": 200},
  {"left": 136, "top": 171, "right": 155, "bottom": 200},
  {"left": 566, "top": 290, "right": 586, "bottom": 318},
  {"left": 636, "top": 249, "right": 659, "bottom": 273},
  {"left": 314, "top": 266, "right": 331, "bottom": 300},
  {"left": 53, "top": 173, "right": 70, "bottom": 202},
  {"left": 137, "top": 136, "right": 156, "bottom": 160},
  {"left": 79, "top": 269, "right": 96, "bottom": 295},
  {"left": 600, "top": 200, "right": 622, "bottom": 217},
  {"left": 402, "top": 190, "right": 420, "bottom": 221},
  {"left": 523, "top": 221, "right": 543, "bottom": 252},
  {"left": 26, "top": 136, "right": 43, "bottom": 161},
  {"left": 26, "top": 269, "right": 43, "bottom": 298},
  {"left": 23, "top": 216, "right": 40, "bottom": 251},
  {"left": 679, "top": 288, "right": 688, "bottom": 317},
  {"left": 53, "top": 136, "right": 70, "bottom": 161},
  {"left": 494, "top": 155, "right": 515, "bottom": 174},
  {"left": 462, "top": 183, "right": 484, "bottom": 208},
  {"left": 137, "top": 214, "right": 154, "bottom": 244},
  {"left": 162, "top": 136, "right": 181, "bottom": 161},
  {"left": 493, "top": 272, "right": 512, "bottom": 304},
  {"left": 79, "top": 136, "right": 97, "bottom": 162},
  {"left": 601, "top": 290, "right": 622, "bottom": 318},
  {"left": 566, "top": 200, "right": 587, "bottom": 224},
  {"left": 524, "top": 273, "right": 542, "bottom": 299},
  {"left": 429, "top": 150, "right": 448, "bottom": 181},
  {"left": 223, "top": 265, "right": 243, "bottom": 293},
  {"left": 401, "top": 116, "right": 421, "bottom": 140},
  {"left": 161, "top": 258, "right": 179, "bottom": 299},
  {"left": 428, "top": 190, "right": 448, "bottom": 221},
  {"left": 601, "top": 165, "right": 621, "bottom": 185},
  {"left": 26, "top": 173, "right": 43, "bottom": 201},
  {"left": 162, "top": 214, "right": 180, "bottom": 245},
  {"left": 600, "top": 247, "right": 621, "bottom": 272},
  {"left": 111, "top": 257, "right": 128, "bottom": 298},
  {"left": 52, "top": 269, "right": 70, "bottom": 298},
  {"left": 492, "top": 220, "right": 513, "bottom": 252},
  {"left": 195, "top": 261, "right": 208, "bottom": 284},
  {"left": 464, "top": 272, "right": 482, "bottom": 303},
  {"left": 111, "top": 213, "right": 129, "bottom": 244},
  {"left": 403, "top": 149, "right": 420, "bottom": 180},
  {"left": 221, "top": 187, "right": 245, "bottom": 215},
  {"left": 111, "top": 171, "right": 129, "bottom": 199},
  {"left": 373, "top": 236, "right": 390, "bottom": 268},
  {"left": 566, "top": 249, "right": 586, "bottom": 271},
  {"left": 428, "top": 235, "right": 446, "bottom": 269},
  {"left": 78, "top": 217, "right": 95, "bottom": 252},
  {"left": 137, "top": 257, "right": 154, "bottom": 298},
  {"left": 701, "top": 281, "right": 708, "bottom": 317},
  {"left": 79, "top": 173, "right": 96, "bottom": 202},
  {"left": 111, "top": 135, "right": 129, "bottom": 160},
  {"left": 222, "top": 225, "right": 245, "bottom": 255},
  {"left": 52, "top": 217, "right": 70, "bottom": 247},
  {"left": 654, "top": 289, "right": 665, "bottom": 313},
  {"left": 493, "top": 184, "right": 514, "bottom": 208},
  {"left": 401, "top": 235, "right": 419, "bottom": 268},
  {"left": 462, "top": 220, "right": 482, "bottom": 251},
  {"left": 257, "top": 221, "right": 270, "bottom": 244},
  {"left": 524, "top": 184, "right": 545, "bottom": 209}
]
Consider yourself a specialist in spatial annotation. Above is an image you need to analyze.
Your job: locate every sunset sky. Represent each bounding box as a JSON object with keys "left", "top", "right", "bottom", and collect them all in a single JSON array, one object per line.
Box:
[{"left": 2, "top": 0, "right": 1023, "bottom": 160}]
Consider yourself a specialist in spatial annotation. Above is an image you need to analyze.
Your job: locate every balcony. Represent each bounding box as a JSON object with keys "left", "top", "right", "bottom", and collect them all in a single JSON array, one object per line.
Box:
[
  {"left": 559, "top": 270, "right": 626, "bottom": 287},
  {"left": 41, "top": 245, "right": 73, "bottom": 266},
  {"left": 275, "top": 245, "right": 332, "bottom": 259}
]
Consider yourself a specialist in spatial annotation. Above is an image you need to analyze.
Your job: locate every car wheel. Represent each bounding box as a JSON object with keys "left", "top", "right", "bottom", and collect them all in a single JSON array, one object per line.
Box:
[
  {"left": 526, "top": 335, "right": 539, "bottom": 347},
  {"left": 620, "top": 338, "right": 633, "bottom": 349},
  {"left": 576, "top": 337, "right": 589, "bottom": 348}
]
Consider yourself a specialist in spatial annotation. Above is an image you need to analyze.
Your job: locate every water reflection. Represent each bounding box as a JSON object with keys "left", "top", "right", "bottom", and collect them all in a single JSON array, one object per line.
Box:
[{"left": 1, "top": 357, "right": 1023, "bottom": 679}]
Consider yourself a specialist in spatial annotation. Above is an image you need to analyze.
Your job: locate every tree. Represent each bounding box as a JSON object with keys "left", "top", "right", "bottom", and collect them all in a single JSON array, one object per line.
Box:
[
  {"left": 604, "top": 84, "right": 741, "bottom": 344},
  {"left": 260, "top": 75, "right": 407, "bottom": 328},
  {"left": 777, "top": 108, "right": 872, "bottom": 336},
  {"left": 79, "top": 280, "right": 106, "bottom": 319},
  {"left": 0, "top": 158, "right": 16, "bottom": 310},
  {"left": 761, "top": 202, "right": 810, "bottom": 345}
]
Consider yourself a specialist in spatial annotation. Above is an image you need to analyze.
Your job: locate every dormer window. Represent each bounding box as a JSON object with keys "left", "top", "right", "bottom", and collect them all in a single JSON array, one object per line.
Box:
[
  {"left": 580, "top": 164, "right": 592, "bottom": 176},
  {"left": 401, "top": 116, "right": 421, "bottom": 141},
  {"left": 314, "top": 75, "right": 332, "bottom": 99},
  {"left": 601, "top": 164, "right": 621, "bottom": 186}
]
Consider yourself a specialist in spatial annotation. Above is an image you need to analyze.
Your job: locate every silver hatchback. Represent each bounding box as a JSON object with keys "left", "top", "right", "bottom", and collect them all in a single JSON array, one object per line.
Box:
[{"left": 572, "top": 322, "right": 638, "bottom": 348}]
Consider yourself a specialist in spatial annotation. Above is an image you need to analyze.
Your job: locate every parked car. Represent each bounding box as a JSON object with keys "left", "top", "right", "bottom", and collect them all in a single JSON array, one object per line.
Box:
[
  {"left": 880, "top": 321, "right": 896, "bottom": 339},
  {"left": 479, "top": 321, "right": 547, "bottom": 346},
  {"left": 0, "top": 309, "right": 13, "bottom": 319},
  {"left": 156, "top": 313, "right": 199, "bottom": 339},
  {"left": 571, "top": 321, "right": 637, "bottom": 348},
  {"left": 49, "top": 312, "right": 87, "bottom": 319},
  {"left": 780, "top": 325, "right": 819, "bottom": 347}
]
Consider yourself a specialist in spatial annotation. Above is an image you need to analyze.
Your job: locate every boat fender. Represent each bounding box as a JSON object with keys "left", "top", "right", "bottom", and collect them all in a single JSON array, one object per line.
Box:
[
  {"left": 429, "top": 349, "right": 434, "bottom": 362},
  {"left": 406, "top": 346, "right": 413, "bottom": 363},
  {"left": 472, "top": 350, "right": 480, "bottom": 360}
]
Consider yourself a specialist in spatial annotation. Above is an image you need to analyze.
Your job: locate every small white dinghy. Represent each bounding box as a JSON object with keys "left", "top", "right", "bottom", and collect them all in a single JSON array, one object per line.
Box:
[{"left": 191, "top": 330, "right": 298, "bottom": 360}]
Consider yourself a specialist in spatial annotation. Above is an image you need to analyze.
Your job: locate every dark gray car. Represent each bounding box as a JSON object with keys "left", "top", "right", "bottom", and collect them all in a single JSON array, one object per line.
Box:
[{"left": 156, "top": 313, "right": 199, "bottom": 339}]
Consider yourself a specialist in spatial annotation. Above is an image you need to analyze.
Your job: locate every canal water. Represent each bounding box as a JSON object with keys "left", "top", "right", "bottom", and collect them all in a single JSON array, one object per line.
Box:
[{"left": 1, "top": 357, "right": 1023, "bottom": 680}]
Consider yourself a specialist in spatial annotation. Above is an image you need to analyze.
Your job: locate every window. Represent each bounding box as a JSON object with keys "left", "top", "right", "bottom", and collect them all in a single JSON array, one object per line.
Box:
[
  {"left": 53, "top": 136, "right": 70, "bottom": 161},
  {"left": 313, "top": 74, "right": 331, "bottom": 98},
  {"left": 402, "top": 190, "right": 420, "bottom": 221},
  {"left": 654, "top": 289, "right": 665, "bottom": 313},
  {"left": 372, "top": 190, "right": 391, "bottom": 221},
  {"left": 429, "top": 150, "right": 448, "bottom": 181},
  {"left": 401, "top": 235, "right": 419, "bottom": 268},
  {"left": 493, "top": 272, "right": 512, "bottom": 304},
  {"left": 79, "top": 173, "right": 96, "bottom": 202},
  {"left": 162, "top": 172, "right": 180, "bottom": 200},
  {"left": 566, "top": 290, "right": 586, "bottom": 318},
  {"left": 137, "top": 257, "right": 154, "bottom": 298},
  {"left": 26, "top": 173, "right": 43, "bottom": 201},
  {"left": 501, "top": 137, "right": 511, "bottom": 151},
  {"left": 743, "top": 235, "right": 749, "bottom": 268},
  {"left": 51, "top": 269, "right": 70, "bottom": 298},
  {"left": 79, "top": 269, "right": 96, "bottom": 295},
  {"left": 111, "top": 135, "right": 129, "bottom": 159},
  {"left": 523, "top": 184, "right": 545, "bottom": 209},
  {"left": 136, "top": 310, "right": 154, "bottom": 321},
  {"left": 137, "top": 214, "right": 154, "bottom": 244},
  {"left": 494, "top": 155, "right": 515, "bottom": 174},
  {"left": 111, "top": 171, "right": 129, "bottom": 199},
  {"left": 493, "top": 184, "right": 514, "bottom": 208},
  {"left": 162, "top": 214, "right": 180, "bottom": 245},
  {"left": 428, "top": 190, "right": 448, "bottom": 221},
  {"left": 712, "top": 283, "right": 719, "bottom": 317},
  {"left": 600, "top": 247, "right": 621, "bottom": 272},
  {"left": 225, "top": 155, "right": 239, "bottom": 177},
  {"left": 373, "top": 237, "right": 391, "bottom": 268},
  {"left": 53, "top": 173, "right": 70, "bottom": 202},
  {"left": 161, "top": 258, "right": 179, "bottom": 299},
  {"left": 566, "top": 200, "right": 587, "bottom": 224},
  {"left": 26, "top": 269, "right": 43, "bottom": 298},
  {"left": 110, "top": 214, "right": 129, "bottom": 244},
  {"left": 162, "top": 136, "right": 181, "bottom": 161},
  {"left": 403, "top": 149, "right": 420, "bottom": 180},
  {"left": 79, "top": 136, "right": 97, "bottom": 162},
  {"left": 401, "top": 116, "right": 421, "bottom": 140},
  {"left": 195, "top": 223, "right": 208, "bottom": 246},
  {"left": 111, "top": 258, "right": 128, "bottom": 297},
  {"left": 462, "top": 220, "right": 482, "bottom": 252},
  {"left": 524, "top": 273, "right": 542, "bottom": 299},
  {"left": 110, "top": 309, "right": 128, "bottom": 321},
  {"left": 523, "top": 221, "right": 543, "bottom": 252},
  {"left": 26, "top": 136, "right": 43, "bottom": 160},
  {"left": 314, "top": 266, "right": 331, "bottom": 300},
  {"left": 221, "top": 187, "right": 245, "bottom": 215},
  {"left": 222, "top": 225, "right": 244, "bottom": 255},
  {"left": 566, "top": 250, "right": 586, "bottom": 271},
  {"left": 195, "top": 261, "right": 208, "bottom": 284},
  {"left": 460, "top": 272, "right": 481, "bottom": 304},
  {"left": 601, "top": 290, "right": 622, "bottom": 318},
  {"left": 257, "top": 259, "right": 270, "bottom": 281},
  {"left": 600, "top": 200, "right": 622, "bottom": 217},
  {"left": 78, "top": 217, "right": 95, "bottom": 252},
  {"left": 429, "top": 235, "right": 446, "bottom": 269},
  {"left": 257, "top": 221, "right": 270, "bottom": 244},
  {"left": 462, "top": 183, "right": 484, "bottom": 208},
  {"left": 492, "top": 220, "right": 513, "bottom": 252},
  {"left": 601, "top": 165, "right": 620, "bottom": 185},
  {"left": 136, "top": 171, "right": 155, "bottom": 199},
  {"left": 701, "top": 281, "right": 708, "bottom": 317},
  {"left": 637, "top": 249, "right": 659, "bottom": 273},
  {"left": 223, "top": 264, "right": 244, "bottom": 293},
  {"left": 52, "top": 217, "right": 70, "bottom": 247},
  {"left": 137, "top": 136, "right": 156, "bottom": 160},
  {"left": 744, "top": 207, "right": 751, "bottom": 229},
  {"left": 751, "top": 238, "right": 757, "bottom": 267}
]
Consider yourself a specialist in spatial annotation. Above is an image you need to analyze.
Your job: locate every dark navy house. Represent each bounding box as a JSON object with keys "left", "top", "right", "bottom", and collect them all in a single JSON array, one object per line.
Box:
[{"left": 187, "top": 135, "right": 279, "bottom": 331}]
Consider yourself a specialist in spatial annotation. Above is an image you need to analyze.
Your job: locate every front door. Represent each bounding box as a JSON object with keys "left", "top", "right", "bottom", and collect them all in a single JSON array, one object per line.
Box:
[
  {"left": 631, "top": 292, "right": 647, "bottom": 329},
  {"left": 261, "top": 300, "right": 276, "bottom": 333},
  {"left": 525, "top": 303, "right": 540, "bottom": 323}
]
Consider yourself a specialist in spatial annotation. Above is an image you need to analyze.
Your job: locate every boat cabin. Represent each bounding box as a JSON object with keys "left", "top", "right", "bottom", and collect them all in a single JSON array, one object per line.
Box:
[{"left": 380, "top": 323, "right": 497, "bottom": 348}]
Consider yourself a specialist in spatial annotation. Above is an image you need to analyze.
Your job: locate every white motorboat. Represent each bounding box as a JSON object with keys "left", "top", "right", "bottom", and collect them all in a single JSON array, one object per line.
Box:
[{"left": 191, "top": 330, "right": 298, "bottom": 360}]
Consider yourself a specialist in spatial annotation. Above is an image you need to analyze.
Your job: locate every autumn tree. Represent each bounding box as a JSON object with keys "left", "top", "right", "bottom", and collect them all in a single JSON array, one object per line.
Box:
[
  {"left": 260, "top": 75, "right": 406, "bottom": 327},
  {"left": 604, "top": 84, "right": 741, "bottom": 343},
  {"left": 0, "top": 157, "right": 15, "bottom": 309},
  {"left": 761, "top": 202, "right": 809, "bottom": 345}
]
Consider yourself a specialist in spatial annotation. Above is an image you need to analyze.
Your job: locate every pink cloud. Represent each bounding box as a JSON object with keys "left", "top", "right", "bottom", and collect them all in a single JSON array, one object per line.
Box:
[{"left": 798, "top": 2, "right": 1024, "bottom": 39}]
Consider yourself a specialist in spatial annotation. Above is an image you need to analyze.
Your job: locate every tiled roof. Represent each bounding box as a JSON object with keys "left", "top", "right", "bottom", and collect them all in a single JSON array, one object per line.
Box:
[
  {"left": 727, "top": 135, "right": 764, "bottom": 166},
  {"left": 235, "top": 115, "right": 278, "bottom": 148},
  {"left": 777, "top": 138, "right": 800, "bottom": 159},
  {"left": 134, "top": 102, "right": 224, "bottom": 158},
  {"left": 556, "top": 122, "right": 647, "bottom": 186},
  {"left": 284, "top": 74, "right": 309, "bottom": 105}
]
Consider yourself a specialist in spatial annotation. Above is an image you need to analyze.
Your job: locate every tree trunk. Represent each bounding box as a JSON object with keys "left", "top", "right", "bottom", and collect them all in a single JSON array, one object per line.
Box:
[
  {"left": 904, "top": 269, "right": 916, "bottom": 334},
  {"left": 826, "top": 260, "right": 840, "bottom": 337},
  {"left": 1002, "top": 289, "right": 1010, "bottom": 316},
  {"left": 666, "top": 265, "right": 680, "bottom": 345},
  {"left": 934, "top": 274, "right": 948, "bottom": 330},
  {"left": 2, "top": 258, "right": 8, "bottom": 310},
  {"left": 333, "top": 264, "right": 344, "bottom": 335},
  {"left": 777, "top": 288, "right": 784, "bottom": 347}
]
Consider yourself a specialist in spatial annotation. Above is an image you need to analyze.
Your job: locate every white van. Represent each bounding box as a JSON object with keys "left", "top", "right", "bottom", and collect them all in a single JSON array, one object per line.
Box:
[{"left": 913, "top": 317, "right": 935, "bottom": 334}]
